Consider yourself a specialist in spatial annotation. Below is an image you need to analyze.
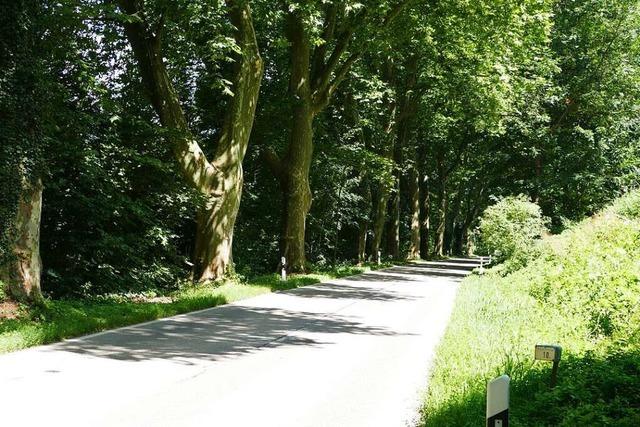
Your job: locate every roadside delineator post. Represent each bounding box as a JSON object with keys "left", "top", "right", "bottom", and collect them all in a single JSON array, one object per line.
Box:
[
  {"left": 281, "top": 256, "right": 287, "bottom": 281},
  {"left": 487, "top": 375, "right": 510, "bottom": 427},
  {"left": 377, "top": 250, "right": 381, "bottom": 265},
  {"left": 535, "top": 344, "right": 562, "bottom": 388}
]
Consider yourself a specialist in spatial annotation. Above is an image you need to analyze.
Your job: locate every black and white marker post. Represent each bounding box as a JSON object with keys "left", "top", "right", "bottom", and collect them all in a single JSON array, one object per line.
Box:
[
  {"left": 487, "top": 375, "right": 510, "bottom": 427},
  {"left": 281, "top": 256, "right": 287, "bottom": 281}
]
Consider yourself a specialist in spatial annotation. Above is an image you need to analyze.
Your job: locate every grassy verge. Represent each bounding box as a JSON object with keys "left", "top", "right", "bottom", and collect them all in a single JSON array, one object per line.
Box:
[
  {"left": 0, "top": 263, "right": 388, "bottom": 354},
  {"left": 422, "top": 193, "right": 640, "bottom": 426}
]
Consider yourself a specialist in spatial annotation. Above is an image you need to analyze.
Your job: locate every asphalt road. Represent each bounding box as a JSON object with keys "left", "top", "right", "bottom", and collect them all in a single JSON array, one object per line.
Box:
[{"left": 0, "top": 260, "right": 478, "bottom": 427}]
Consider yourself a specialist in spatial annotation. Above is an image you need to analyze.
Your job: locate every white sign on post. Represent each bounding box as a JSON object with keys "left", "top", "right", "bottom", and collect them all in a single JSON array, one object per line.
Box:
[
  {"left": 535, "top": 344, "right": 561, "bottom": 362},
  {"left": 535, "top": 344, "right": 562, "bottom": 387},
  {"left": 487, "top": 375, "right": 509, "bottom": 427}
]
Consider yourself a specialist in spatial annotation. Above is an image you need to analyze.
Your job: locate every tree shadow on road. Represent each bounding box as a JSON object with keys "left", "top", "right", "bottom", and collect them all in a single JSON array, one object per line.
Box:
[
  {"left": 53, "top": 299, "right": 407, "bottom": 365},
  {"left": 286, "top": 282, "right": 418, "bottom": 301},
  {"left": 388, "top": 265, "right": 470, "bottom": 281},
  {"left": 345, "top": 271, "right": 425, "bottom": 282},
  {"left": 50, "top": 265, "right": 450, "bottom": 365}
]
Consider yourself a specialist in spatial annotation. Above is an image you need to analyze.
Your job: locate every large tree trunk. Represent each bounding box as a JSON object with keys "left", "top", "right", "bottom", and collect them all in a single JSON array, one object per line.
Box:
[
  {"left": 386, "top": 200, "right": 400, "bottom": 259},
  {"left": 371, "top": 61, "right": 396, "bottom": 258},
  {"left": 193, "top": 167, "right": 243, "bottom": 280},
  {"left": 420, "top": 174, "right": 431, "bottom": 259},
  {"left": 356, "top": 180, "right": 371, "bottom": 264},
  {"left": 343, "top": 90, "right": 371, "bottom": 265},
  {"left": 389, "top": 55, "right": 418, "bottom": 260},
  {"left": 274, "top": 12, "right": 316, "bottom": 273},
  {"left": 445, "top": 192, "right": 461, "bottom": 255},
  {"left": 459, "top": 184, "right": 485, "bottom": 256},
  {"left": 371, "top": 186, "right": 389, "bottom": 259},
  {"left": 266, "top": 6, "right": 410, "bottom": 272},
  {"left": 386, "top": 185, "right": 400, "bottom": 259},
  {"left": 118, "top": 0, "right": 263, "bottom": 281},
  {"left": 196, "top": 4, "right": 262, "bottom": 279},
  {"left": 451, "top": 193, "right": 465, "bottom": 256},
  {"left": 357, "top": 220, "right": 368, "bottom": 264},
  {"left": 434, "top": 180, "right": 448, "bottom": 257},
  {"left": 1, "top": 176, "right": 43, "bottom": 303},
  {"left": 407, "top": 166, "right": 421, "bottom": 259},
  {"left": 281, "top": 104, "right": 314, "bottom": 272},
  {"left": 386, "top": 138, "right": 402, "bottom": 259}
]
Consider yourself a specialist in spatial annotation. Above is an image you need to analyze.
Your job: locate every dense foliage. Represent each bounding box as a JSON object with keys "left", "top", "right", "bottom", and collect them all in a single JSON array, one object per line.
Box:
[
  {"left": 423, "top": 191, "right": 640, "bottom": 426},
  {"left": 1, "top": 0, "right": 639, "bottom": 299},
  {"left": 477, "top": 195, "right": 547, "bottom": 270},
  {"left": 1, "top": 2, "right": 639, "bottom": 423}
]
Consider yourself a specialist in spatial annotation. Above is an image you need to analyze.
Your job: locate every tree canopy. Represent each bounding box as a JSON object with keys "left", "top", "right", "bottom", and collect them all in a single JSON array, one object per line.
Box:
[{"left": 1, "top": 0, "right": 639, "bottom": 300}]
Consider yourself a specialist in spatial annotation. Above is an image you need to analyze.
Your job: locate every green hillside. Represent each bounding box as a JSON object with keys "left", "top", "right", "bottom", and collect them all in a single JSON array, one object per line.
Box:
[{"left": 423, "top": 192, "right": 640, "bottom": 426}]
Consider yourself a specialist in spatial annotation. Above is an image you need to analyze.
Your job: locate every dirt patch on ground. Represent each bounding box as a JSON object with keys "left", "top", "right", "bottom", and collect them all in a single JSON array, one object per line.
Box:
[{"left": 0, "top": 300, "right": 21, "bottom": 319}]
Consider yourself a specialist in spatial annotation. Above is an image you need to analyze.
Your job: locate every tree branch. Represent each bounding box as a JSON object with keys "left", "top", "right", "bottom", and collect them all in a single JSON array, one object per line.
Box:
[
  {"left": 311, "top": 1, "right": 414, "bottom": 113},
  {"left": 382, "top": 0, "right": 414, "bottom": 28},
  {"left": 313, "top": 51, "right": 360, "bottom": 113},
  {"left": 311, "top": 4, "right": 340, "bottom": 89},
  {"left": 116, "top": 0, "right": 218, "bottom": 193},
  {"left": 214, "top": 0, "right": 264, "bottom": 171}
]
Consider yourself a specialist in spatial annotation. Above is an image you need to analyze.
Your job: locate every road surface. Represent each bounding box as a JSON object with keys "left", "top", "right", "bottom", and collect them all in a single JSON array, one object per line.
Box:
[{"left": 0, "top": 260, "right": 478, "bottom": 427}]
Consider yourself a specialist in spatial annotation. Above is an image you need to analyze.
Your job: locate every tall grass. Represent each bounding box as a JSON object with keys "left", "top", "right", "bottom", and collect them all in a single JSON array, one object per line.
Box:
[{"left": 422, "top": 192, "right": 640, "bottom": 426}]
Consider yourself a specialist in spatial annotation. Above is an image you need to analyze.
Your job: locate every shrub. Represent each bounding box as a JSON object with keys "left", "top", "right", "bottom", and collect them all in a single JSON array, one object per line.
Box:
[
  {"left": 477, "top": 195, "right": 547, "bottom": 270},
  {"left": 609, "top": 190, "right": 640, "bottom": 219}
]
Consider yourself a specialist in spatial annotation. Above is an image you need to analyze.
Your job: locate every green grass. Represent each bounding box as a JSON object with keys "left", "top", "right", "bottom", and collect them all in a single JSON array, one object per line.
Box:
[
  {"left": 0, "top": 262, "right": 387, "bottom": 354},
  {"left": 422, "top": 193, "right": 640, "bottom": 426}
]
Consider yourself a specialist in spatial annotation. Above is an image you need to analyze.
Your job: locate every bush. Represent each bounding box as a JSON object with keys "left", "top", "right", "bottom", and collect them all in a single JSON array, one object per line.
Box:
[
  {"left": 609, "top": 190, "right": 640, "bottom": 219},
  {"left": 478, "top": 195, "right": 547, "bottom": 271}
]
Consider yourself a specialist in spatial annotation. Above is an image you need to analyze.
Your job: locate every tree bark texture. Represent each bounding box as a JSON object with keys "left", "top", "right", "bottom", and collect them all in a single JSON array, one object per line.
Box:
[
  {"left": 434, "top": 154, "right": 448, "bottom": 258},
  {"left": 267, "top": 5, "right": 412, "bottom": 272},
  {"left": 407, "top": 167, "right": 421, "bottom": 259},
  {"left": 357, "top": 220, "right": 368, "bottom": 264},
  {"left": 420, "top": 174, "right": 431, "bottom": 259},
  {"left": 445, "top": 192, "right": 461, "bottom": 255},
  {"left": 398, "top": 55, "right": 420, "bottom": 259},
  {"left": 386, "top": 183, "right": 401, "bottom": 259},
  {"left": 1, "top": 176, "right": 43, "bottom": 303},
  {"left": 386, "top": 136, "right": 402, "bottom": 260},
  {"left": 356, "top": 176, "right": 371, "bottom": 264},
  {"left": 274, "top": 12, "right": 316, "bottom": 273},
  {"left": 371, "top": 60, "right": 397, "bottom": 258},
  {"left": 118, "top": 0, "right": 263, "bottom": 281},
  {"left": 434, "top": 184, "right": 447, "bottom": 257},
  {"left": 371, "top": 186, "right": 389, "bottom": 260}
]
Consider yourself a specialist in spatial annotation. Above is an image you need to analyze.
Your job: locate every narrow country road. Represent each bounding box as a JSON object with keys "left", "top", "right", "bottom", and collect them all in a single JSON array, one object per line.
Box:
[{"left": 0, "top": 260, "right": 478, "bottom": 427}]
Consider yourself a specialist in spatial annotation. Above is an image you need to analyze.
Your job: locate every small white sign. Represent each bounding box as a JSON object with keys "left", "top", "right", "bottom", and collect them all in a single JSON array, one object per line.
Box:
[
  {"left": 535, "top": 344, "right": 561, "bottom": 362},
  {"left": 487, "top": 375, "right": 510, "bottom": 418}
]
